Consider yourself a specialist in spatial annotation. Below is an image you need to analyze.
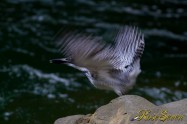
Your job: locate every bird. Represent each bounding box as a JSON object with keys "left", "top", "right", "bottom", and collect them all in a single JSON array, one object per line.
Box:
[{"left": 50, "top": 26, "right": 145, "bottom": 96}]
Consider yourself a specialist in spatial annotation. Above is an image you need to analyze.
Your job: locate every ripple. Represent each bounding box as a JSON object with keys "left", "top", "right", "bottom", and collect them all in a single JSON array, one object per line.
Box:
[
  {"left": 3, "top": 111, "right": 13, "bottom": 121},
  {"left": 139, "top": 87, "right": 187, "bottom": 105},
  {"left": 11, "top": 64, "right": 70, "bottom": 85},
  {"left": 0, "top": 64, "right": 85, "bottom": 100},
  {"left": 144, "top": 29, "right": 187, "bottom": 41},
  {"left": 98, "top": 3, "right": 186, "bottom": 18},
  {"left": 15, "top": 48, "right": 35, "bottom": 56},
  {"left": 0, "top": 64, "right": 79, "bottom": 105}
]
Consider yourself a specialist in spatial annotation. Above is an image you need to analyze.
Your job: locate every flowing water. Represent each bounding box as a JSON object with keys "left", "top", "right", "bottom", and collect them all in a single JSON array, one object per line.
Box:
[{"left": 0, "top": 0, "right": 187, "bottom": 124}]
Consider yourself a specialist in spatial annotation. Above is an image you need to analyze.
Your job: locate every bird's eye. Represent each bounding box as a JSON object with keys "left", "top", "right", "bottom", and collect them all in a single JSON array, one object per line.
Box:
[{"left": 125, "top": 65, "right": 130, "bottom": 69}]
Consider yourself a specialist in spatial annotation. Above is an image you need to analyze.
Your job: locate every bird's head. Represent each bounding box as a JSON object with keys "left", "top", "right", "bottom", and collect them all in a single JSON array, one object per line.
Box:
[{"left": 49, "top": 58, "right": 70, "bottom": 64}]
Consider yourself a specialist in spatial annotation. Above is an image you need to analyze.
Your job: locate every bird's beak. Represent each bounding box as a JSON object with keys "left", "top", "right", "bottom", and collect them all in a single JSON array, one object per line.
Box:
[{"left": 49, "top": 58, "right": 69, "bottom": 64}]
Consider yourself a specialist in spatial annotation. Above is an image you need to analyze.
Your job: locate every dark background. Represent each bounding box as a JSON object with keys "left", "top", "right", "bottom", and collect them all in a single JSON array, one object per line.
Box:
[{"left": 0, "top": 0, "right": 187, "bottom": 124}]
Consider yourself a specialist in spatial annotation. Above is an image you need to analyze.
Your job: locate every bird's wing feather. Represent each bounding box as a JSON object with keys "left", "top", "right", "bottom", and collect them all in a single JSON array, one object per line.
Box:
[
  {"left": 56, "top": 31, "right": 114, "bottom": 70},
  {"left": 110, "top": 26, "right": 145, "bottom": 70},
  {"left": 56, "top": 26, "right": 144, "bottom": 71}
]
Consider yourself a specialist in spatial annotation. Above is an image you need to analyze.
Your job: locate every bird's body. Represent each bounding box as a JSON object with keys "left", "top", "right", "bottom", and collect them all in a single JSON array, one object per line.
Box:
[{"left": 50, "top": 26, "right": 145, "bottom": 96}]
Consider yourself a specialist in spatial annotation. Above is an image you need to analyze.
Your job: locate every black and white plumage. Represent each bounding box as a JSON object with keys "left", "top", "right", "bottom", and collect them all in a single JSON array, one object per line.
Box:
[{"left": 50, "top": 26, "right": 145, "bottom": 96}]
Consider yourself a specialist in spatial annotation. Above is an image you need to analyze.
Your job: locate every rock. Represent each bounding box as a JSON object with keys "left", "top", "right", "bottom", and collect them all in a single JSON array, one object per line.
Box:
[
  {"left": 54, "top": 115, "right": 84, "bottom": 124},
  {"left": 54, "top": 95, "right": 187, "bottom": 124}
]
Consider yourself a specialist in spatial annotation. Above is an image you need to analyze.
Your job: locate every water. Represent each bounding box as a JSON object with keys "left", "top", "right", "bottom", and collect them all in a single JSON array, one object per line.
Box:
[{"left": 0, "top": 0, "right": 187, "bottom": 123}]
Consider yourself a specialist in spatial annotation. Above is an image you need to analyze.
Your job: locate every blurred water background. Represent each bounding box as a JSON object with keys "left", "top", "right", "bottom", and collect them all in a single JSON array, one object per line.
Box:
[{"left": 0, "top": 0, "right": 187, "bottom": 124}]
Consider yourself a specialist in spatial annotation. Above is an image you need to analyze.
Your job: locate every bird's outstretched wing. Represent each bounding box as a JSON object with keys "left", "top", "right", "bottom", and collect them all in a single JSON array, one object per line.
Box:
[
  {"left": 102, "top": 26, "right": 144, "bottom": 70},
  {"left": 56, "top": 31, "right": 114, "bottom": 70},
  {"left": 56, "top": 26, "right": 144, "bottom": 70}
]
